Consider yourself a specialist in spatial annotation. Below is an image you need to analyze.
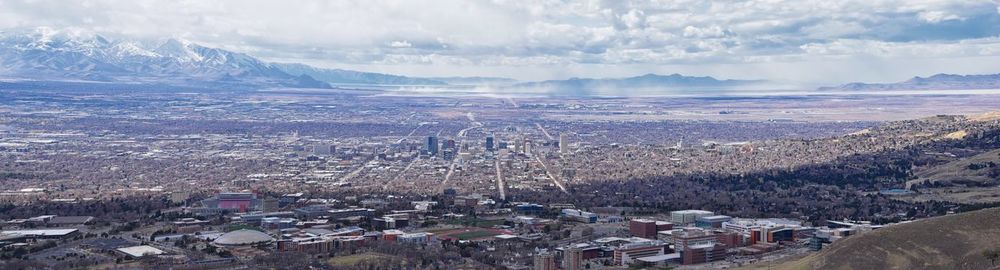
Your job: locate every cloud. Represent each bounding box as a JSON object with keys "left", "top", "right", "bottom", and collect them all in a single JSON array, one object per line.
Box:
[
  {"left": 918, "top": 11, "right": 963, "bottom": 23},
  {"left": 389, "top": 40, "right": 412, "bottom": 48},
  {"left": 617, "top": 9, "right": 647, "bottom": 29},
  {"left": 798, "top": 38, "right": 1000, "bottom": 58},
  {"left": 0, "top": 0, "right": 998, "bottom": 82},
  {"left": 682, "top": 25, "right": 730, "bottom": 39}
]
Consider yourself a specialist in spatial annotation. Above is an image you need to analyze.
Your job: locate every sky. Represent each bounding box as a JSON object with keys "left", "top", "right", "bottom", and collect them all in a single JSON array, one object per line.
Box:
[{"left": 1, "top": 0, "right": 999, "bottom": 84}]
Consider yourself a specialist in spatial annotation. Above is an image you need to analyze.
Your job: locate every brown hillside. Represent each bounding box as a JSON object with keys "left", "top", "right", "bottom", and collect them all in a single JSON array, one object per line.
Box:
[
  {"left": 970, "top": 111, "right": 1000, "bottom": 122},
  {"left": 772, "top": 207, "right": 1000, "bottom": 270},
  {"left": 905, "top": 148, "right": 1000, "bottom": 189}
]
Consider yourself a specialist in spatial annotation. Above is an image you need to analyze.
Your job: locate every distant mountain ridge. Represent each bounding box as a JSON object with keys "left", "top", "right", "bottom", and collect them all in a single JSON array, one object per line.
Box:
[
  {"left": 0, "top": 28, "right": 527, "bottom": 89},
  {"left": 0, "top": 27, "right": 887, "bottom": 94},
  {"left": 273, "top": 63, "right": 448, "bottom": 85},
  {"left": 0, "top": 28, "right": 329, "bottom": 89},
  {"left": 819, "top": 73, "right": 1000, "bottom": 91}
]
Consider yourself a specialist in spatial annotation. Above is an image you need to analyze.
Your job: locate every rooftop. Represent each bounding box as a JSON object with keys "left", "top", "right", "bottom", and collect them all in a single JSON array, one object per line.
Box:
[
  {"left": 212, "top": 229, "right": 274, "bottom": 246},
  {"left": 636, "top": 253, "right": 681, "bottom": 263},
  {"left": 48, "top": 216, "right": 94, "bottom": 224},
  {"left": 116, "top": 245, "right": 165, "bottom": 258},
  {"left": 1, "top": 229, "right": 78, "bottom": 237}
]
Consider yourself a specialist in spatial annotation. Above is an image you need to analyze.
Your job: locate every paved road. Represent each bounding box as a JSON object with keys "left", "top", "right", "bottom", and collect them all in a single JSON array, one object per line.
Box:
[
  {"left": 494, "top": 159, "right": 506, "bottom": 200},
  {"left": 535, "top": 123, "right": 554, "bottom": 140},
  {"left": 396, "top": 122, "right": 426, "bottom": 144},
  {"left": 457, "top": 122, "right": 482, "bottom": 137},
  {"left": 384, "top": 158, "right": 418, "bottom": 190},
  {"left": 534, "top": 154, "right": 568, "bottom": 194},
  {"left": 337, "top": 161, "right": 369, "bottom": 185},
  {"left": 440, "top": 115, "right": 481, "bottom": 191}
]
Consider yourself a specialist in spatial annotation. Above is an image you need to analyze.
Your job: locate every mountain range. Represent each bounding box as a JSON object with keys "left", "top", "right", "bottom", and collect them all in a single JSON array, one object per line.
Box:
[
  {"left": 3, "top": 28, "right": 998, "bottom": 93},
  {"left": 0, "top": 28, "right": 766, "bottom": 93},
  {"left": 273, "top": 63, "right": 447, "bottom": 86},
  {"left": 0, "top": 28, "right": 519, "bottom": 89},
  {"left": 818, "top": 73, "right": 1000, "bottom": 91},
  {"left": 0, "top": 28, "right": 329, "bottom": 89}
]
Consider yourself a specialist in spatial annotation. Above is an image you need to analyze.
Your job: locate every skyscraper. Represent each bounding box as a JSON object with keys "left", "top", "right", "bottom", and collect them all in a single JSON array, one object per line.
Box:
[
  {"left": 533, "top": 252, "right": 556, "bottom": 270},
  {"left": 524, "top": 138, "right": 533, "bottom": 156},
  {"left": 427, "top": 136, "right": 439, "bottom": 156},
  {"left": 486, "top": 135, "right": 495, "bottom": 151},
  {"left": 559, "top": 133, "right": 568, "bottom": 154},
  {"left": 562, "top": 247, "right": 583, "bottom": 270}
]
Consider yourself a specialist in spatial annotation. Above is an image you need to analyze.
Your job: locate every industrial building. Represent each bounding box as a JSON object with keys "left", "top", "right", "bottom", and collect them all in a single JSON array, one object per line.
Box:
[
  {"left": 695, "top": 215, "right": 732, "bottom": 229},
  {"left": 560, "top": 209, "right": 597, "bottom": 223},
  {"left": 629, "top": 219, "right": 658, "bottom": 238},
  {"left": 116, "top": 245, "right": 166, "bottom": 258},
  {"left": 670, "top": 210, "right": 714, "bottom": 225},
  {"left": 611, "top": 239, "right": 668, "bottom": 265},
  {"left": 0, "top": 228, "right": 80, "bottom": 243}
]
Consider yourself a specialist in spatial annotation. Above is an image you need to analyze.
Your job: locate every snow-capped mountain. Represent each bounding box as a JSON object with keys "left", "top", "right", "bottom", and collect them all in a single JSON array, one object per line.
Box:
[{"left": 0, "top": 27, "right": 328, "bottom": 88}]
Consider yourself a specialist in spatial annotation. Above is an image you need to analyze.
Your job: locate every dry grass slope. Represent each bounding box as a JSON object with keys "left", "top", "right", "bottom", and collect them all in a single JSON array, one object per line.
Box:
[
  {"left": 905, "top": 148, "right": 1000, "bottom": 189},
  {"left": 770, "top": 207, "right": 1000, "bottom": 270},
  {"left": 970, "top": 111, "right": 1000, "bottom": 122}
]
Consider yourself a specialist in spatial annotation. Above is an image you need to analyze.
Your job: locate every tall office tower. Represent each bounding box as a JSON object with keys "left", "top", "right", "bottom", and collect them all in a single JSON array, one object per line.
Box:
[
  {"left": 524, "top": 138, "right": 533, "bottom": 156},
  {"left": 486, "top": 135, "right": 495, "bottom": 151},
  {"left": 446, "top": 139, "right": 456, "bottom": 150},
  {"left": 561, "top": 247, "right": 584, "bottom": 270},
  {"left": 559, "top": 133, "right": 568, "bottom": 154},
  {"left": 533, "top": 252, "right": 557, "bottom": 270},
  {"left": 427, "top": 136, "right": 439, "bottom": 156},
  {"left": 514, "top": 138, "right": 524, "bottom": 154}
]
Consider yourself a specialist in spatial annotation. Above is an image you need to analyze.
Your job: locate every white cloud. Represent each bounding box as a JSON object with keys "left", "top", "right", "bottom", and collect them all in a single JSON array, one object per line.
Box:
[
  {"left": 617, "top": 9, "right": 647, "bottom": 29},
  {"left": 918, "top": 11, "right": 963, "bottom": 23},
  {"left": 682, "top": 25, "right": 729, "bottom": 38},
  {"left": 389, "top": 40, "right": 412, "bottom": 48},
  {"left": 798, "top": 38, "right": 1000, "bottom": 58}
]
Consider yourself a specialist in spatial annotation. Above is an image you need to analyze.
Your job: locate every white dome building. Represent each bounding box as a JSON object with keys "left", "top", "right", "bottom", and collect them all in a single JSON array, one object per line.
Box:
[{"left": 212, "top": 229, "right": 274, "bottom": 246}]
